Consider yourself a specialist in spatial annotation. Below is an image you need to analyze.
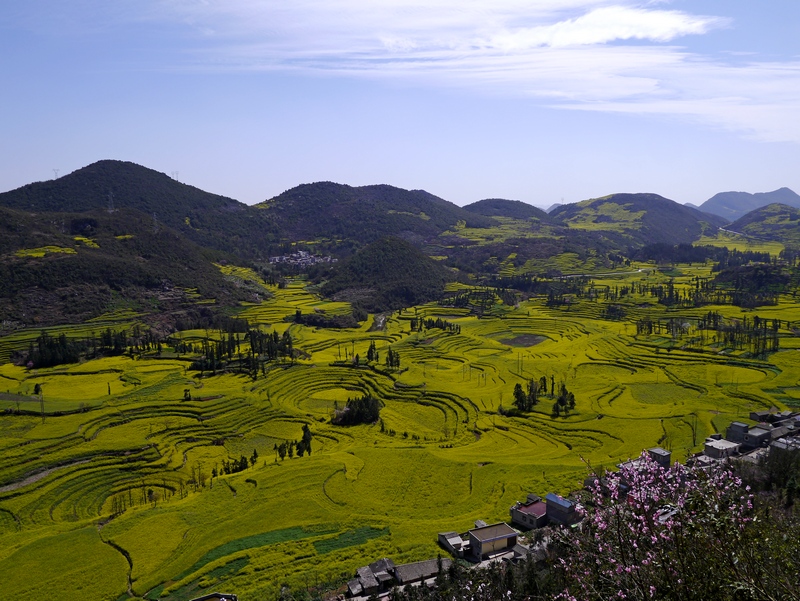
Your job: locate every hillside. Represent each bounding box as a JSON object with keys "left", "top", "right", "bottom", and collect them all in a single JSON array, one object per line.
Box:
[
  {"left": 258, "top": 182, "right": 495, "bottom": 244},
  {"left": 0, "top": 160, "right": 279, "bottom": 258},
  {"left": 462, "top": 198, "right": 551, "bottom": 222},
  {"left": 727, "top": 203, "right": 800, "bottom": 245},
  {"left": 699, "top": 187, "right": 800, "bottom": 221},
  {"left": 320, "top": 236, "right": 454, "bottom": 311},
  {"left": 0, "top": 206, "right": 253, "bottom": 326},
  {"left": 549, "top": 193, "right": 726, "bottom": 245}
]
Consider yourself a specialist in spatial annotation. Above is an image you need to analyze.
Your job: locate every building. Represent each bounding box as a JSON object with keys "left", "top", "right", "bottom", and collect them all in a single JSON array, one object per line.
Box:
[
  {"left": 437, "top": 531, "right": 466, "bottom": 557},
  {"left": 347, "top": 556, "right": 452, "bottom": 596},
  {"left": 744, "top": 427, "right": 772, "bottom": 449},
  {"left": 648, "top": 447, "right": 672, "bottom": 468},
  {"left": 726, "top": 422, "right": 750, "bottom": 444},
  {"left": 545, "top": 493, "right": 580, "bottom": 526},
  {"left": 750, "top": 410, "right": 771, "bottom": 423},
  {"left": 468, "top": 522, "right": 518, "bottom": 560},
  {"left": 189, "top": 595, "right": 238, "bottom": 601},
  {"left": 770, "top": 438, "right": 800, "bottom": 455},
  {"left": 510, "top": 494, "right": 548, "bottom": 530},
  {"left": 394, "top": 558, "right": 450, "bottom": 585},
  {"left": 704, "top": 437, "right": 740, "bottom": 459}
]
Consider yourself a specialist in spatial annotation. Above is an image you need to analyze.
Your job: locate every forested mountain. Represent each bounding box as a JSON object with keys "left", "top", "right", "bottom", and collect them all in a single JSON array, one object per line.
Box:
[
  {"left": 728, "top": 203, "right": 800, "bottom": 244},
  {"left": 0, "top": 160, "right": 279, "bottom": 258},
  {"left": 0, "top": 160, "right": 771, "bottom": 326},
  {"left": 320, "top": 236, "right": 454, "bottom": 311},
  {"left": 462, "top": 198, "right": 552, "bottom": 222},
  {"left": 699, "top": 187, "right": 800, "bottom": 221},
  {"left": 549, "top": 193, "right": 727, "bottom": 245},
  {"left": 0, "top": 205, "right": 251, "bottom": 326},
  {"left": 257, "top": 182, "right": 495, "bottom": 243}
]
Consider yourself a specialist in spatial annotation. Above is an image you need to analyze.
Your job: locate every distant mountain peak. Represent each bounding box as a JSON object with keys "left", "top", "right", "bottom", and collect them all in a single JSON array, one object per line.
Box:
[
  {"left": 698, "top": 188, "right": 800, "bottom": 221},
  {"left": 462, "top": 198, "right": 550, "bottom": 221}
]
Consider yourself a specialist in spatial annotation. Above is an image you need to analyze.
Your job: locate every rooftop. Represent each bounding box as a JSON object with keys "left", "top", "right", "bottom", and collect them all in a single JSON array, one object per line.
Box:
[
  {"left": 705, "top": 438, "right": 739, "bottom": 450},
  {"left": 545, "top": 493, "right": 573, "bottom": 510},
  {"left": 516, "top": 500, "right": 547, "bottom": 517},
  {"left": 394, "top": 558, "right": 451, "bottom": 583},
  {"left": 469, "top": 522, "right": 517, "bottom": 542}
]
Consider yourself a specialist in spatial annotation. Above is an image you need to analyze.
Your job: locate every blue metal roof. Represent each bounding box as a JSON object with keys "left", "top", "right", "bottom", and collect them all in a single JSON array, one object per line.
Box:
[{"left": 545, "top": 492, "right": 572, "bottom": 509}]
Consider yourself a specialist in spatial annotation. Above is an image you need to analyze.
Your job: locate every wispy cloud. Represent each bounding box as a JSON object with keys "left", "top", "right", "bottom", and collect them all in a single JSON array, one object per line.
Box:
[{"left": 152, "top": 0, "right": 800, "bottom": 143}]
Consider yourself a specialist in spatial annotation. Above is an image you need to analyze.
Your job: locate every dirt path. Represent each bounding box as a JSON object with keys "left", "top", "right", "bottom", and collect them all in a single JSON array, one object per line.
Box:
[{"left": 0, "top": 459, "right": 91, "bottom": 494}]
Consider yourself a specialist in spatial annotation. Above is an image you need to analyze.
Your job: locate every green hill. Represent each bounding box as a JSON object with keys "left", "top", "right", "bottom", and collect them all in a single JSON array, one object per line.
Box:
[
  {"left": 727, "top": 203, "right": 800, "bottom": 245},
  {"left": 320, "top": 236, "right": 454, "bottom": 312},
  {"left": 258, "top": 182, "right": 495, "bottom": 244},
  {"left": 699, "top": 187, "right": 800, "bottom": 221},
  {"left": 0, "top": 206, "right": 252, "bottom": 326},
  {"left": 549, "top": 193, "right": 726, "bottom": 245},
  {"left": 0, "top": 160, "right": 279, "bottom": 258},
  {"left": 462, "top": 198, "right": 552, "bottom": 222}
]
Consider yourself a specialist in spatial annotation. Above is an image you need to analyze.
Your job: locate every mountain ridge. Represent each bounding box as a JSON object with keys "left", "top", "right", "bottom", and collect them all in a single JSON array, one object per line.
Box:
[{"left": 699, "top": 187, "right": 800, "bottom": 221}]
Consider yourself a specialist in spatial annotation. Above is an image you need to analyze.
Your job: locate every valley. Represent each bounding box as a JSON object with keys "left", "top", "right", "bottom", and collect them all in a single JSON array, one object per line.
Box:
[{"left": 0, "top": 163, "right": 799, "bottom": 600}]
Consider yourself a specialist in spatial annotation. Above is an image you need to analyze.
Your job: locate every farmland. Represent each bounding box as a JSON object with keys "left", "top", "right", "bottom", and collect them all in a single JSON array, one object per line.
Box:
[{"left": 1, "top": 258, "right": 799, "bottom": 601}]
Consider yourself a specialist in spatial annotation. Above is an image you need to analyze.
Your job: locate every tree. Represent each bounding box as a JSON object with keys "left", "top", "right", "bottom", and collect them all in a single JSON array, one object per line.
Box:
[
  {"left": 513, "top": 383, "right": 528, "bottom": 412},
  {"left": 527, "top": 378, "right": 539, "bottom": 407},
  {"left": 301, "top": 424, "right": 313, "bottom": 456},
  {"left": 556, "top": 452, "right": 791, "bottom": 601}
]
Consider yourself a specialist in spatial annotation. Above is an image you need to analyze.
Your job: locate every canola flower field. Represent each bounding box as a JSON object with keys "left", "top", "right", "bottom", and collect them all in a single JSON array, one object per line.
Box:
[{"left": 0, "top": 258, "right": 798, "bottom": 600}]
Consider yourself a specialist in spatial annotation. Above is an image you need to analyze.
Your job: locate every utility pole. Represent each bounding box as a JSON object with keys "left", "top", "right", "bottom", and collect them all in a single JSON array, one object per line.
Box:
[{"left": 52, "top": 169, "right": 59, "bottom": 179}]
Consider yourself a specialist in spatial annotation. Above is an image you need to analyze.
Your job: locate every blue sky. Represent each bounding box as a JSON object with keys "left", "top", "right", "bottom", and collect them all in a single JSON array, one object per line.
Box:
[{"left": 1, "top": 1, "right": 799, "bottom": 208}]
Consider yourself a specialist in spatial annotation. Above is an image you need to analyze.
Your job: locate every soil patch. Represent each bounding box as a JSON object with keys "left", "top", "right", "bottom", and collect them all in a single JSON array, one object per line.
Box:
[{"left": 500, "top": 334, "right": 545, "bottom": 347}]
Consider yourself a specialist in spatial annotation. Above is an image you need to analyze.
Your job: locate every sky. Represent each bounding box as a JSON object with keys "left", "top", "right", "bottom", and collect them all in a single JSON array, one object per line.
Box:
[{"left": 1, "top": 1, "right": 799, "bottom": 209}]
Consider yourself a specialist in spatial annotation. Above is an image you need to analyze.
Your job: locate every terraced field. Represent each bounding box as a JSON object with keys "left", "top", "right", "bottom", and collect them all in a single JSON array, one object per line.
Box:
[{"left": 1, "top": 261, "right": 799, "bottom": 600}]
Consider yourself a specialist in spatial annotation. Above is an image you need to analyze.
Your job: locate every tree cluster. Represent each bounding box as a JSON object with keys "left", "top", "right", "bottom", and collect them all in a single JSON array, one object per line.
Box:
[
  {"left": 332, "top": 394, "right": 381, "bottom": 426},
  {"left": 410, "top": 317, "right": 461, "bottom": 334},
  {"left": 216, "top": 449, "right": 259, "bottom": 476},
  {"left": 552, "top": 383, "right": 575, "bottom": 417},
  {"left": 385, "top": 348, "right": 401, "bottom": 369}
]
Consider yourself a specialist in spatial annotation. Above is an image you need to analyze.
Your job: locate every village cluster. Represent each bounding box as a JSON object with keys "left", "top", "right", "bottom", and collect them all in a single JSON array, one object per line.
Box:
[
  {"left": 692, "top": 409, "right": 800, "bottom": 463},
  {"left": 342, "top": 408, "right": 800, "bottom": 600},
  {"left": 268, "top": 250, "right": 337, "bottom": 267}
]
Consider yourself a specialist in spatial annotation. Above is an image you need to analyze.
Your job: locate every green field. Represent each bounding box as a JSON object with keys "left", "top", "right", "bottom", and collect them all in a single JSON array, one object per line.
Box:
[{"left": 1, "top": 258, "right": 799, "bottom": 600}]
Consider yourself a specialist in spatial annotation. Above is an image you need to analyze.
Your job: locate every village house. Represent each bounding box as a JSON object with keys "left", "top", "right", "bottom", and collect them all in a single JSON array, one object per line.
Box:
[
  {"left": 545, "top": 493, "right": 580, "bottom": 526},
  {"left": 704, "top": 436, "right": 740, "bottom": 459},
  {"left": 467, "top": 522, "right": 518, "bottom": 560},
  {"left": 437, "top": 531, "right": 466, "bottom": 558},
  {"left": 394, "top": 559, "right": 447, "bottom": 585},
  {"left": 726, "top": 422, "right": 771, "bottom": 449},
  {"left": 510, "top": 493, "right": 548, "bottom": 530},
  {"left": 346, "top": 556, "right": 452, "bottom": 597},
  {"left": 648, "top": 447, "right": 672, "bottom": 469}
]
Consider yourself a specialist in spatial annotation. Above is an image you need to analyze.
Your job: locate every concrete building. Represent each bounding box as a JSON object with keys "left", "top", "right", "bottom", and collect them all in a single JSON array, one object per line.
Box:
[
  {"left": 648, "top": 447, "right": 672, "bottom": 468},
  {"left": 437, "top": 531, "right": 465, "bottom": 558},
  {"left": 394, "top": 558, "right": 450, "bottom": 585},
  {"left": 704, "top": 437, "right": 740, "bottom": 459},
  {"left": 468, "top": 522, "right": 518, "bottom": 560},
  {"left": 726, "top": 422, "right": 750, "bottom": 444},
  {"left": 545, "top": 493, "right": 580, "bottom": 526},
  {"left": 510, "top": 494, "right": 548, "bottom": 530}
]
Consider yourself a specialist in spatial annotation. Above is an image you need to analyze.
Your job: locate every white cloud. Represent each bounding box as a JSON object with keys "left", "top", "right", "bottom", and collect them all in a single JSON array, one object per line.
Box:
[{"left": 151, "top": 0, "right": 800, "bottom": 143}]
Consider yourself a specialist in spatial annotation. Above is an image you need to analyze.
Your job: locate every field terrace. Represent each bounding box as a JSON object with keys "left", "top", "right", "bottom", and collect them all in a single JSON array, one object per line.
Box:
[{"left": 0, "top": 260, "right": 798, "bottom": 600}]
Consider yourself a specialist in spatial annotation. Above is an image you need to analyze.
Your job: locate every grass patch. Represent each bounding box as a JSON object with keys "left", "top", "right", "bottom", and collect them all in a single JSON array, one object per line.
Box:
[{"left": 313, "top": 526, "right": 389, "bottom": 555}]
